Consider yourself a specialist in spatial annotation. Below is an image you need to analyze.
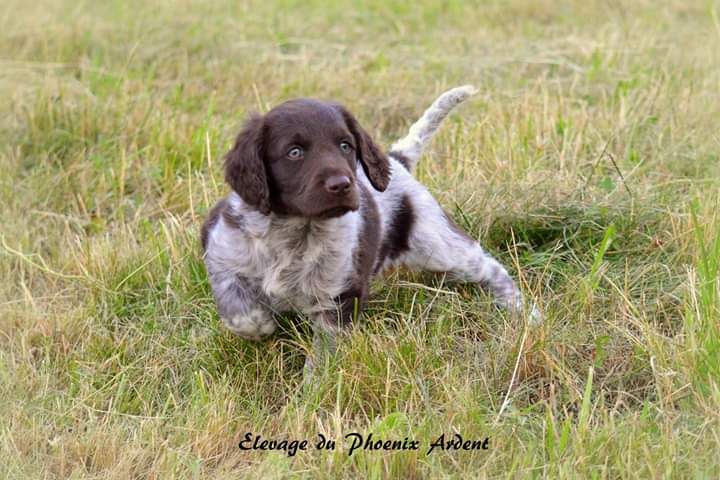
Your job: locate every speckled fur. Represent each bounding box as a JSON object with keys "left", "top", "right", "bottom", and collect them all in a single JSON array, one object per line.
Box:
[
  {"left": 203, "top": 191, "right": 362, "bottom": 338},
  {"left": 202, "top": 85, "right": 540, "bottom": 345}
]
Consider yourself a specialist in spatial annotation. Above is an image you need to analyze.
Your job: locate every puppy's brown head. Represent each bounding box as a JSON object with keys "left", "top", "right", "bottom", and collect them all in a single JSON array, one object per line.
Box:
[{"left": 224, "top": 99, "right": 390, "bottom": 218}]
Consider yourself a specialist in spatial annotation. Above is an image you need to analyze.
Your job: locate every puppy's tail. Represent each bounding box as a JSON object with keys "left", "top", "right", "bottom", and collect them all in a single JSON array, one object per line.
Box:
[{"left": 389, "top": 85, "right": 478, "bottom": 173}]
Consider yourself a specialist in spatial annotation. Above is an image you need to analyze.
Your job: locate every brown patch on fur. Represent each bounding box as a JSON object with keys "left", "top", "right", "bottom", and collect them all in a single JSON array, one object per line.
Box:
[
  {"left": 354, "top": 183, "right": 382, "bottom": 283},
  {"left": 376, "top": 194, "right": 415, "bottom": 271},
  {"left": 328, "top": 183, "right": 381, "bottom": 329}
]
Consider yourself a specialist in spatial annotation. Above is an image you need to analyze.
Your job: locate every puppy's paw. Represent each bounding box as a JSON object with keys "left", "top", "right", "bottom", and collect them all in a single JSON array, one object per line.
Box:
[
  {"left": 501, "top": 295, "right": 542, "bottom": 326},
  {"left": 221, "top": 308, "right": 276, "bottom": 340}
]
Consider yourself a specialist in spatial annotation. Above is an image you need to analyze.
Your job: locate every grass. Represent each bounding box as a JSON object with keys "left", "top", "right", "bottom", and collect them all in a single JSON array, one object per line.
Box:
[{"left": 1, "top": 0, "right": 720, "bottom": 477}]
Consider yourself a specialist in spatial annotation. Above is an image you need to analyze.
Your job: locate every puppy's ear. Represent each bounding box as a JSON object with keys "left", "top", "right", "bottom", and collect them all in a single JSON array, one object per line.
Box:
[
  {"left": 336, "top": 105, "right": 391, "bottom": 192},
  {"left": 224, "top": 114, "right": 270, "bottom": 214}
]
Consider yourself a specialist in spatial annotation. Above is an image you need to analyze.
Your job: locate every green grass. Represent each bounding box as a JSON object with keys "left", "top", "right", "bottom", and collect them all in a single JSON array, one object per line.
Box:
[{"left": 2, "top": 0, "right": 720, "bottom": 477}]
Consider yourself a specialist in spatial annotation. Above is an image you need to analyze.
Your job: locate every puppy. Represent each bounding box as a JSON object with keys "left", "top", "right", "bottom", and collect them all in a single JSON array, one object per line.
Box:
[{"left": 201, "top": 86, "right": 539, "bottom": 377}]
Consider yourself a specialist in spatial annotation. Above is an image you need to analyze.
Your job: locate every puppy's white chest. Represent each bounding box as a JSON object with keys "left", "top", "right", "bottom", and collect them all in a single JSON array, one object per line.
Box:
[{"left": 258, "top": 216, "right": 359, "bottom": 312}]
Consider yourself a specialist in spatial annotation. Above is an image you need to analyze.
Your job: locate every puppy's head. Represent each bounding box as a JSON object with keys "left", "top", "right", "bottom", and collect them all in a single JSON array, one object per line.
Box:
[{"left": 224, "top": 99, "right": 390, "bottom": 218}]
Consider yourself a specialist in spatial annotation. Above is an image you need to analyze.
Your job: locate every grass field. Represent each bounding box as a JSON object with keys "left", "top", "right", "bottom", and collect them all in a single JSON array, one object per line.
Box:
[{"left": 2, "top": 0, "right": 720, "bottom": 477}]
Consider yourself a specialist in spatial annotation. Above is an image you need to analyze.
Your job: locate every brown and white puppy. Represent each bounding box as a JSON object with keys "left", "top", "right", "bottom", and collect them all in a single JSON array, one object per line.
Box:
[{"left": 201, "top": 86, "right": 539, "bottom": 378}]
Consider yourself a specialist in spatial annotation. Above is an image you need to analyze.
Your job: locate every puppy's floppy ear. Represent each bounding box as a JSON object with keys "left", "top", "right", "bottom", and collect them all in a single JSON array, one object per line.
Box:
[
  {"left": 336, "top": 105, "right": 391, "bottom": 192},
  {"left": 224, "top": 114, "right": 270, "bottom": 215}
]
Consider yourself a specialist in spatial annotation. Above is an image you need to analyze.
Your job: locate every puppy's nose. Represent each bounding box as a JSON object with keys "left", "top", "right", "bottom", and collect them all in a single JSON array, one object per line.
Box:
[{"left": 324, "top": 175, "right": 352, "bottom": 194}]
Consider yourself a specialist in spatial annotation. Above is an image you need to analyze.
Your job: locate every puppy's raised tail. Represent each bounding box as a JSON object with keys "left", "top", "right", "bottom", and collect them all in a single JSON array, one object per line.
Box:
[{"left": 389, "top": 85, "right": 478, "bottom": 173}]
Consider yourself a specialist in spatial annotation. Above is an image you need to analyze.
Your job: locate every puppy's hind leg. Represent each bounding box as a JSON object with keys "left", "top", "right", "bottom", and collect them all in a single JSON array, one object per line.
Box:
[{"left": 399, "top": 197, "right": 540, "bottom": 323}]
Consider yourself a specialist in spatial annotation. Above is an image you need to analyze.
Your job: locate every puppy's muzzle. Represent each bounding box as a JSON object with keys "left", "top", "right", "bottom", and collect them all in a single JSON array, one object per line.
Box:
[
  {"left": 313, "top": 172, "right": 359, "bottom": 217},
  {"left": 324, "top": 175, "right": 352, "bottom": 195}
]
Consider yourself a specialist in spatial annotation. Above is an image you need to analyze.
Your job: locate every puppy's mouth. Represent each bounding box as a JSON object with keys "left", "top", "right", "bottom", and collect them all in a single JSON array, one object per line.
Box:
[
  {"left": 285, "top": 187, "right": 361, "bottom": 219},
  {"left": 314, "top": 204, "right": 358, "bottom": 219}
]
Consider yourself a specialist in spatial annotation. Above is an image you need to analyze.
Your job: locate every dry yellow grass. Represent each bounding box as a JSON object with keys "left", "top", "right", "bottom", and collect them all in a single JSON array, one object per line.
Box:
[{"left": 1, "top": 0, "right": 719, "bottom": 477}]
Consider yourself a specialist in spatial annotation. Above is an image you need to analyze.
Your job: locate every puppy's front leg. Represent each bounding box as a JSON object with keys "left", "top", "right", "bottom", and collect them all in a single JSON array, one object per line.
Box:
[
  {"left": 207, "top": 270, "right": 276, "bottom": 340},
  {"left": 303, "top": 312, "right": 342, "bottom": 382},
  {"left": 303, "top": 289, "right": 364, "bottom": 383}
]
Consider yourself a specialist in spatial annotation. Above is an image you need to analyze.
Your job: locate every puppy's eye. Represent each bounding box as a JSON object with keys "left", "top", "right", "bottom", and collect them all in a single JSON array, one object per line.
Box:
[
  {"left": 286, "top": 146, "right": 304, "bottom": 160},
  {"left": 340, "top": 141, "right": 353, "bottom": 154}
]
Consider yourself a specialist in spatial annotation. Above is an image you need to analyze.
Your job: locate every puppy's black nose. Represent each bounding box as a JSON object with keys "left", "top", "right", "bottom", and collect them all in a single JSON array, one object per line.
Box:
[{"left": 324, "top": 175, "right": 352, "bottom": 194}]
